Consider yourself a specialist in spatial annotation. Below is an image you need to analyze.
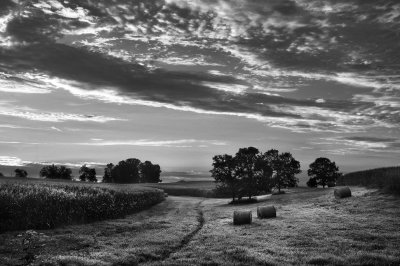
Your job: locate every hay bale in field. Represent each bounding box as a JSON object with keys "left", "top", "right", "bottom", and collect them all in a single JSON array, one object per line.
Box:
[
  {"left": 334, "top": 187, "right": 351, "bottom": 199},
  {"left": 233, "top": 210, "right": 252, "bottom": 225},
  {"left": 257, "top": 205, "right": 276, "bottom": 219}
]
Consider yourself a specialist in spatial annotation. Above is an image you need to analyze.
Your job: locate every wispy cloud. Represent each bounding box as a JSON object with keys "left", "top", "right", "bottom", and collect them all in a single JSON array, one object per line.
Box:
[
  {"left": 0, "top": 102, "right": 123, "bottom": 123},
  {"left": 77, "top": 139, "right": 227, "bottom": 148}
]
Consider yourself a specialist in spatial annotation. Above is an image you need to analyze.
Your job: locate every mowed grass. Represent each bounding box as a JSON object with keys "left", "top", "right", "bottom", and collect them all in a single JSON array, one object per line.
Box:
[
  {"left": 1, "top": 186, "right": 399, "bottom": 265},
  {"left": 160, "top": 187, "right": 400, "bottom": 266}
]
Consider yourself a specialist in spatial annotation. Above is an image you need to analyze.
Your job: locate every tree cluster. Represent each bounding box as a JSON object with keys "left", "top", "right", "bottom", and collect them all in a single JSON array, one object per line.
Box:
[
  {"left": 211, "top": 147, "right": 301, "bottom": 201},
  {"left": 307, "top": 157, "right": 342, "bottom": 188},
  {"left": 15, "top": 169, "right": 28, "bottom": 178},
  {"left": 79, "top": 165, "right": 97, "bottom": 182},
  {"left": 102, "top": 158, "right": 161, "bottom": 183},
  {"left": 39, "top": 164, "right": 72, "bottom": 180}
]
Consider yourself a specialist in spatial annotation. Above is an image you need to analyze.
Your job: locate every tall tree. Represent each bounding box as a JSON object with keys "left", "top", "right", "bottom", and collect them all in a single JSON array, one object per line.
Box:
[
  {"left": 234, "top": 147, "right": 260, "bottom": 199},
  {"left": 254, "top": 154, "right": 274, "bottom": 194},
  {"left": 308, "top": 157, "right": 342, "bottom": 188},
  {"left": 111, "top": 158, "right": 141, "bottom": 183},
  {"left": 79, "top": 164, "right": 97, "bottom": 182},
  {"left": 102, "top": 163, "right": 114, "bottom": 183},
  {"left": 139, "top": 161, "right": 161, "bottom": 183},
  {"left": 211, "top": 154, "right": 238, "bottom": 202},
  {"left": 14, "top": 168, "right": 28, "bottom": 178},
  {"left": 264, "top": 150, "right": 301, "bottom": 193}
]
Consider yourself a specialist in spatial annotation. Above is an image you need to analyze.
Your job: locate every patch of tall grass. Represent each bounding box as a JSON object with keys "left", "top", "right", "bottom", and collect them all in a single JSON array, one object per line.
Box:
[
  {"left": 337, "top": 166, "right": 400, "bottom": 194},
  {"left": 0, "top": 183, "right": 165, "bottom": 232}
]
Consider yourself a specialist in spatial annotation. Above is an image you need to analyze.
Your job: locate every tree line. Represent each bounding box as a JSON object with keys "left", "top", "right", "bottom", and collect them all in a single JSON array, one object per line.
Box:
[
  {"left": 3, "top": 158, "right": 162, "bottom": 183},
  {"left": 211, "top": 147, "right": 341, "bottom": 202}
]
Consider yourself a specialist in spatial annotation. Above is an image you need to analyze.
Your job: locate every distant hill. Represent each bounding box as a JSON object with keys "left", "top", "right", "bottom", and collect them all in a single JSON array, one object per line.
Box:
[{"left": 337, "top": 166, "right": 400, "bottom": 194}]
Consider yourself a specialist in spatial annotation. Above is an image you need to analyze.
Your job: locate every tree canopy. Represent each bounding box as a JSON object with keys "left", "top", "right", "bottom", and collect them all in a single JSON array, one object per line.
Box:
[
  {"left": 307, "top": 157, "right": 342, "bottom": 188},
  {"left": 211, "top": 147, "right": 299, "bottom": 201},
  {"left": 79, "top": 164, "right": 97, "bottom": 182},
  {"left": 39, "top": 164, "right": 72, "bottom": 180},
  {"left": 15, "top": 168, "right": 28, "bottom": 178},
  {"left": 102, "top": 158, "right": 162, "bottom": 183},
  {"left": 139, "top": 161, "right": 162, "bottom": 183},
  {"left": 264, "top": 150, "right": 301, "bottom": 192}
]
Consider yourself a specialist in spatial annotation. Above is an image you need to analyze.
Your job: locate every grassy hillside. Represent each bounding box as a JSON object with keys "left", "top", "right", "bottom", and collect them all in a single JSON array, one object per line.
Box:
[
  {"left": 1, "top": 187, "right": 399, "bottom": 265},
  {"left": 0, "top": 178, "right": 165, "bottom": 232},
  {"left": 337, "top": 166, "right": 400, "bottom": 194}
]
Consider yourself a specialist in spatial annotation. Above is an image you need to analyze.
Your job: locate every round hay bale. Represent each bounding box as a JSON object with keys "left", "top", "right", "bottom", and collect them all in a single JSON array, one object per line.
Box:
[
  {"left": 233, "top": 210, "right": 252, "bottom": 225},
  {"left": 334, "top": 187, "right": 351, "bottom": 199},
  {"left": 257, "top": 206, "right": 276, "bottom": 219}
]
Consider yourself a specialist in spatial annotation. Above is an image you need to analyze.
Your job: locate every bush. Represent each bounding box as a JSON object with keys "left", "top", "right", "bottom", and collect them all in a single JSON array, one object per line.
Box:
[{"left": 0, "top": 183, "right": 165, "bottom": 232}]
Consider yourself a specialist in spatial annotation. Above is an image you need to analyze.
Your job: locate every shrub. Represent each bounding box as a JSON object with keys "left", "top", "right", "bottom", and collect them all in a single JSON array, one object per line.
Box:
[{"left": 0, "top": 183, "right": 165, "bottom": 232}]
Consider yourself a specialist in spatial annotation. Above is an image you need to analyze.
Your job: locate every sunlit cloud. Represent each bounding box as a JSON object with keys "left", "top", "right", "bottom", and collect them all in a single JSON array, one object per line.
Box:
[
  {"left": 0, "top": 102, "right": 123, "bottom": 123},
  {"left": 77, "top": 139, "right": 227, "bottom": 147},
  {"left": 0, "top": 156, "right": 31, "bottom": 166}
]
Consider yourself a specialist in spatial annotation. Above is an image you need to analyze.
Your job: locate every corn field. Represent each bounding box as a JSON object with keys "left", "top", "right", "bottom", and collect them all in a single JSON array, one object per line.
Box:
[{"left": 0, "top": 183, "right": 165, "bottom": 232}]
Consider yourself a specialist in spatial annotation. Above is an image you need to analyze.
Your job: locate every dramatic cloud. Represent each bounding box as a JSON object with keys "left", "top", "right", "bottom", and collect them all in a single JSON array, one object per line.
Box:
[{"left": 0, "top": 0, "right": 399, "bottom": 170}]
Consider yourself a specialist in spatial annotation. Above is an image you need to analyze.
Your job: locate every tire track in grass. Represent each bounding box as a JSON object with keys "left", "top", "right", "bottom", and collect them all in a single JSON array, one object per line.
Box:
[
  {"left": 112, "top": 199, "right": 205, "bottom": 266},
  {"left": 141, "top": 200, "right": 205, "bottom": 265},
  {"left": 158, "top": 200, "right": 205, "bottom": 261},
  {"left": 163, "top": 201, "right": 205, "bottom": 259}
]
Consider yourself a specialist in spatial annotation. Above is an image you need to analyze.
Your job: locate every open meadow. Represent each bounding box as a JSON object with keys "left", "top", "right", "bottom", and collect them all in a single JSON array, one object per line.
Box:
[
  {"left": 1, "top": 184, "right": 399, "bottom": 265},
  {"left": 144, "top": 180, "right": 218, "bottom": 198}
]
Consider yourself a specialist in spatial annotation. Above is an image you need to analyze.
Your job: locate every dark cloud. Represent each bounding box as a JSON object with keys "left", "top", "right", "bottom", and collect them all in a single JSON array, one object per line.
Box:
[{"left": 0, "top": 0, "right": 399, "bottom": 132}]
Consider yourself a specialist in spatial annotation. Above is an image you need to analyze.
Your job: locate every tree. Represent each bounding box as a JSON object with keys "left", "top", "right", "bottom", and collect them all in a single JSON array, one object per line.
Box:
[
  {"left": 307, "top": 157, "right": 342, "bottom": 188},
  {"left": 211, "top": 147, "right": 274, "bottom": 201},
  {"left": 139, "top": 161, "right": 161, "bottom": 183},
  {"left": 102, "top": 163, "right": 114, "bottom": 183},
  {"left": 58, "top": 166, "right": 73, "bottom": 180},
  {"left": 264, "top": 150, "right": 301, "bottom": 193},
  {"left": 111, "top": 158, "right": 141, "bottom": 183},
  {"left": 234, "top": 147, "right": 261, "bottom": 199},
  {"left": 15, "top": 168, "right": 28, "bottom": 178},
  {"left": 39, "top": 164, "right": 72, "bottom": 180},
  {"left": 306, "top": 177, "right": 318, "bottom": 188},
  {"left": 211, "top": 154, "right": 238, "bottom": 202},
  {"left": 79, "top": 165, "right": 97, "bottom": 182},
  {"left": 254, "top": 154, "right": 274, "bottom": 194}
]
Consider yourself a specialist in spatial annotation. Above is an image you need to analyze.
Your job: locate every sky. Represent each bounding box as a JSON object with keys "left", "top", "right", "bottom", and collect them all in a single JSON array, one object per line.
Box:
[{"left": 0, "top": 0, "right": 399, "bottom": 176}]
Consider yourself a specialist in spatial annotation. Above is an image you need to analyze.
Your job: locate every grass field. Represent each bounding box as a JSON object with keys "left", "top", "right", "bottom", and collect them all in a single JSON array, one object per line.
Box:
[
  {"left": 145, "top": 180, "right": 219, "bottom": 198},
  {"left": 1, "top": 186, "right": 399, "bottom": 265}
]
